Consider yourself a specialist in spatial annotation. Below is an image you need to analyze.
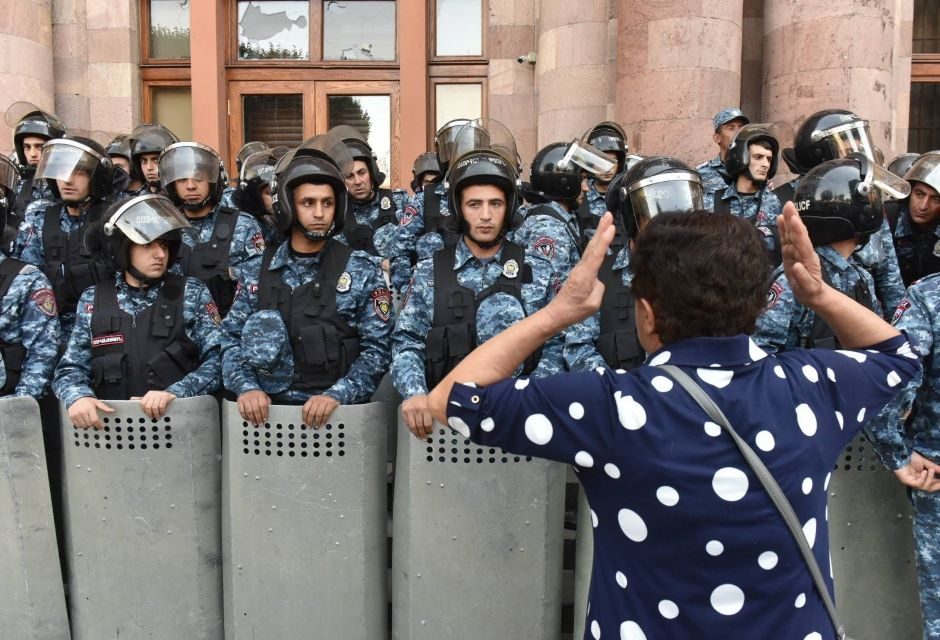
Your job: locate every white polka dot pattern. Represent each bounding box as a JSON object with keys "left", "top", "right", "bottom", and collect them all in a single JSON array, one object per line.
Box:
[{"left": 710, "top": 584, "right": 745, "bottom": 615}]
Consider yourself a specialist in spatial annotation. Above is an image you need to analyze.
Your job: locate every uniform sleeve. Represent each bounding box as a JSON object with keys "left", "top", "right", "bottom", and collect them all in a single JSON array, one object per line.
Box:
[
  {"left": 11, "top": 269, "right": 61, "bottom": 398},
  {"left": 16, "top": 205, "right": 48, "bottom": 266},
  {"left": 524, "top": 258, "right": 563, "bottom": 377},
  {"left": 220, "top": 281, "right": 264, "bottom": 396},
  {"left": 752, "top": 272, "right": 796, "bottom": 354},
  {"left": 52, "top": 287, "right": 97, "bottom": 408},
  {"left": 510, "top": 216, "right": 577, "bottom": 281},
  {"left": 869, "top": 217, "right": 905, "bottom": 319},
  {"left": 563, "top": 314, "right": 607, "bottom": 372},
  {"left": 228, "top": 214, "right": 266, "bottom": 285},
  {"left": 390, "top": 259, "right": 434, "bottom": 398},
  {"left": 323, "top": 257, "right": 393, "bottom": 404},
  {"left": 445, "top": 370, "right": 622, "bottom": 466},
  {"left": 166, "top": 279, "right": 222, "bottom": 398}
]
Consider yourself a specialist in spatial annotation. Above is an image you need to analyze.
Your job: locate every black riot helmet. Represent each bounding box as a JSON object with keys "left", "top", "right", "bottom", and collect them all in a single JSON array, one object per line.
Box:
[
  {"left": 331, "top": 124, "right": 385, "bottom": 191},
  {"left": 723, "top": 123, "right": 781, "bottom": 183},
  {"left": 529, "top": 142, "right": 583, "bottom": 206},
  {"left": 602, "top": 155, "right": 644, "bottom": 224},
  {"left": 410, "top": 152, "right": 441, "bottom": 191},
  {"left": 234, "top": 146, "right": 289, "bottom": 216},
  {"left": 782, "top": 109, "right": 875, "bottom": 176},
  {"left": 434, "top": 118, "right": 471, "bottom": 174},
  {"left": 85, "top": 194, "right": 191, "bottom": 283},
  {"left": 106, "top": 134, "right": 132, "bottom": 163},
  {"left": 236, "top": 141, "right": 271, "bottom": 174},
  {"left": 608, "top": 156, "right": 703, "bottom": 240},
  {"left": 887, "top": 153, "right": 920, "bottom": 183},
  {"left": 158, "top": 142, "right": 226, "bottom": 210},
  {"left": 445, "top": 119, "right": 521, "bottom": 240},
  {"left": 36, "top": 135, "right": 114, "bottom": 203},
  {"left": 5, "top": 101, "right": 66, "bottom": 169},
  {"left": 128, "top": 123, "right": 180, "bottom": 187},
  {"left": 271, "top": 131, "right": 353, "bottom": 240},
  {"left": 587, "top": 121, "right": 628, "bottom": 171}
]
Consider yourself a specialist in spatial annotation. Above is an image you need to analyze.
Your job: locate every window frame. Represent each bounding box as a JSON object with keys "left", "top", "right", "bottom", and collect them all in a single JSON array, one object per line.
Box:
[
  {"left": 428, "top": 0, "right": 488, "bottom": 62},
  {"left": 140, "top": 0, "right": 192, "bottom": 65}
]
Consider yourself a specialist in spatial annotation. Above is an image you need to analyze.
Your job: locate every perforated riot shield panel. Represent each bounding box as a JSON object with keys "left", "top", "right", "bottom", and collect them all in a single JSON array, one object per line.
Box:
[
  {"left": 829, "top": 434, "right": 923, "bottom": 639},
  {"left": 392, "top": 417, "right": 566, "bottom": 640},
  {"left": 222, "top": 401, "right": 388, "bottom": 640},
  {"left": 0, "top": 396, "right": 70, "bottom": 640},
  {"left": 60, "top": 397, "right": 222, "bottom": 640}
]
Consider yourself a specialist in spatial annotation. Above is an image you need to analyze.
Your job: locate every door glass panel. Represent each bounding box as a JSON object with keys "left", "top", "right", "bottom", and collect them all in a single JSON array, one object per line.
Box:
[
  {"left": 238, "top": 1, "right": 310, "bottom": 60},
  {"left": 328, "top": 95, "right": 392, "bottom": 187},
  {"left": 436, "top": 0, "right": 482, "bottom": 56},
  {"left": 149, "top": 0, "right": 191, "bottom": 59},
  {"left": 243, "top": 94, "right": 305, "bottom": 148},
  {"left": 322, "top": 1, "right": 396, "bottom": 61},
  {"left": 909, "top": 83, "right": 940, "bottom": 153},
  {"left": 435, "top": 83, "right": 482, "bottom": 130},
  {"left": 152, "top": 87, "right": 192, "bottom": 141}
]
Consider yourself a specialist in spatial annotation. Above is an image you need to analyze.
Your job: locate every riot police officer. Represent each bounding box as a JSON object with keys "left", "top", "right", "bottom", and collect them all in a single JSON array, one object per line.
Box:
[
  {"left": 128, "top": 123, "right": 179, "bottom": 194},
  {"left": 883, "top": 152, "right": 919, "bottom": 231},
  {"left": 5, "top": 101, "right": 66, "bottom": 229},
  {"left": 892, "top": 152, "right": 940, "bottom": 286},
  {"left": 53, "top": 194, "right": 222, "bottom": 427},
  {"left": 159, "top": 141, "right": 266, "bottom": 317},
  {"left": 0, "top": 154, "right": 61, "bottom": 398},
  {"left": 17, "top": 136, "right": 115, "bottom": 342},
  {"left": 410, "top": 151, "right": 440, "bottom": 193},
  {"left": 773, "top": 109, "right": 906, "bottom": 317},
  {"left": 754, "top": 154, "right": 887, "bottom": 353},
  {"left": 221, "top": 132, "right": 393, "bottom": 428},
  {"left": 107, "top": 134, "right": 149, "bottom": 198},
  {"left": 578, "top": 121, "right": 628, "bottom": 230},
  {"left": 232, "top": 146, "right": 289, "bottom": 244},
  {"left": 219, "top": 141, "right": 271, "bottom": 210},
  {"left": 564, "top": 157, "right": 705, "bottom": 372},
  {"left": 696, "top": 108, "right": 749, "bottom": 195},
  {"left": 391, "top": 119, "right": 561, "bottom": 438}
]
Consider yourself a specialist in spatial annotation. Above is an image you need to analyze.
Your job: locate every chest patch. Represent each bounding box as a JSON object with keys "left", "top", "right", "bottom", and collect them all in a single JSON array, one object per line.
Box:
[
  {"left": 337, "top": 272, "right": 352, "bottom": 293},
  {"left": 92, "top": 334, "right": 125, "bottom": 348},
  {"left": 502, "top": 259, "right": 520, "bottom": 279}
]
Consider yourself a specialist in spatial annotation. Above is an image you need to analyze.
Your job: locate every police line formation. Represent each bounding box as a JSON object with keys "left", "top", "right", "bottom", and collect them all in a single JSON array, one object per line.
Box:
[{"left": 3, "top": 99, "right": 940, "bottom": 639}]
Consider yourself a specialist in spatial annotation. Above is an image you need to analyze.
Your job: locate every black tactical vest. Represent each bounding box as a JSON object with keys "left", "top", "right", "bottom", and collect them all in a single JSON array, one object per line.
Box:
[
  {"left": 343, "top": 188, "right": 397, "bottom": 255},
  {"left": 89, "top": 273, "right": 199, "bottom": 400},
  {"left": 575, "top": 197, "right": 625, "bottom": 254},
  {"left": 257, "top": 241, "right": 361, "bottom": 394},
  {"left": 0, "top": 259, "right": 29, "bottom": 394},
  {"left": 596, "top": 254, "right": 644, "bottom": 370},
  {"left": 425, "top": 241, "right": 541, "bottom": 388},
  {"left": 41, "top": 202, "right": 112, "bottom": 315},
  {"left": 800, "top": 267, "right": 874, "bottom": 350},
  {"left": 11, "top": 172, "right": 35, "bottom": 231},
  {"left": 176, "top": 206, "right": 238, "bottom": 317},
  {"left": 894, "top": 214, "right": 940, "bottom": 287}
]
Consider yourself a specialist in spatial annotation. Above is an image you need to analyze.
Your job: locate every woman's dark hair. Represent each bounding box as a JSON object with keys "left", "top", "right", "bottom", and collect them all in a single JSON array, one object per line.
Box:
[{"left": 630, "top": 211, "right": 769, "bottom": 344}]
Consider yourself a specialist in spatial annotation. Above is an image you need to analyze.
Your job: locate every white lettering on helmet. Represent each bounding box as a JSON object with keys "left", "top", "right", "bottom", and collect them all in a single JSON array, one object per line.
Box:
[{"left": 794, "top": 199, "right": 812, "bottom": 212}]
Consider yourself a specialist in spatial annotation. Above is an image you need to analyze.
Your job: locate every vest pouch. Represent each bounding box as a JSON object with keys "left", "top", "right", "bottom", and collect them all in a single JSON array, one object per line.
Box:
[
  {"left": 595, "top": 333, "right": 617, "bottom": 369},
  {"left": 299, "top": 324, "right": 340, "bottom": 367},
  {"left": 207, "top": 275, "right": 237, "bottom": 317},
  {"left": 91, "top": 351, "right": 127, "bottom": 387},
  {"left": 0, "top": 342, "right": 26, "bottom": 394},
  {"left": 340, "top": 337, "right": 361, "bottom": 374},
  {"left": 147, "top": 339, "right": 199, "bottom": 389},
  {"left": 444, "top": 323, "right": 473, "bottom": 361},
  {"left": 424, "top": 326, "right": 448, "bottom": 388}
]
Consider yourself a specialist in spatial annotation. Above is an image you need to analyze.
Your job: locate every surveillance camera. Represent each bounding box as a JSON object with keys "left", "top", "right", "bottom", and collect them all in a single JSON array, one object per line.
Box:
[{"left": 516, "top": 52, "right": 537, "bottom": 65}]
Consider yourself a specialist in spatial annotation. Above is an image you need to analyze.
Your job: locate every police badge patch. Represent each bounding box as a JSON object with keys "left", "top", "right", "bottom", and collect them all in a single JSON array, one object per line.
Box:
[
  {"left": 765, "top": 282, "right": 784, "bottom": 311},
  {"left": 371, "top": 288, "right": 392, "bottom": 322},
  {"left": 502, "top": 259, "right": 520, "bottom": 279},
  {"left": 381, "top": 196, "right": 392, "bottom": 211},
  {"left": 533, "top": 237, "right": 556, "bottom": 259},
  {"left": 893, "top": 299, "right": 911, "bottom": 324},
  {"left": 933, "top": 239, "right": 940, "bottom": 258},
  {"left": 31, "top": 288, "right": 57, "bottom": 317},
  {"left": 337, "top": 272, "right": 352, "bottom": 292}
]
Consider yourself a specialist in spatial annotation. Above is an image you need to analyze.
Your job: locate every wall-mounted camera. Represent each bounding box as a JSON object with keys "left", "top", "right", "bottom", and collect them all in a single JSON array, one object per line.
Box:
[{"left": 516, "top": 52, "right": 537, "bottom": 65}]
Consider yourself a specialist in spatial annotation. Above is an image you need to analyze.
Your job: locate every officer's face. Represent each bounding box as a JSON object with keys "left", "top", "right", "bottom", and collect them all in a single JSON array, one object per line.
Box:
[
  {"left": 56, "top": 170, "right": 91, "bottom": 205},
  {"left": 713, "top": 119, "right": 746, "bottom": 155},
  {"left": 460, "top": 184, "right": 506, "bottom": 246},
  {"left": 129, "top": 239, "right": 170, "bottom": 279},
  {"left": 420, "top": 172, "right": 439, "bottom": 188},
  {"left": 260, "top": 183, "right": 274, "bottom": 215},
  {"left": 747, "top": 143, "right": 773, "bottom": 182},
  {"left": 22, "top": 135, "right": 46, "bottom": 166},
  {"left": 139, "top": 153, "right": 160, "bottom": 182},
  {"left": 111, "top": 156, "right": 130, "bottom": 174},
  {"left": 345, "top": 160, "right": 373, "bottom": 202},
  {"left": 174, "top": 177, "right": 211, "bottom": 205},
  {"left": 293, "top": 182, "right": 336, "bottom": 233},
  {"left": 909, "top": 182, "right": 940, "bottom": 228},
  {"left": 596, "top": 151, "right": 619, "bottom": 185}
]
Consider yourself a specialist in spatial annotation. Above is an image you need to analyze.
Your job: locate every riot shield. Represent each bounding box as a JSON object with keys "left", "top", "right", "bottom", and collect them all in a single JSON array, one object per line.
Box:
[
  {"left": 222, "top": 400, "right": 388, "bottom": 639},
  {"left": 60, "top": 397, "right": 222, "bottom": 640},
  {"left": 392, "top": 416, "right": 566, "bottom": 639},
  {"left": 0, "top": 396, "right": 70, "bottom": 640}
]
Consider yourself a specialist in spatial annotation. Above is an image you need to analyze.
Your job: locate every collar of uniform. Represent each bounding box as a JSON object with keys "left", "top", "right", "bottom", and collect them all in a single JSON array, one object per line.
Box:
[
  {"left": 115, "top": 272, "right": 162, "bottom": 298},
  {"left": 708, "top": 155, "right": 730, "bottom": 177},
  {"left": 817, "top": 245, "right": 856, "bottom": 274},
  {"left": 272, "top": 239, "right": 324, "bottom": 270},
  {"left": 454, "top": 236, "right": 505, "bottom": 270},
  {"left": 545, "top": 198, "right": 575, "bottom": 222},
  {"left": 186, "top": 206, "right": 218, "bottom": 231},
  {"left": 647, "top": 334, "right": 767, "bottom": 369}
]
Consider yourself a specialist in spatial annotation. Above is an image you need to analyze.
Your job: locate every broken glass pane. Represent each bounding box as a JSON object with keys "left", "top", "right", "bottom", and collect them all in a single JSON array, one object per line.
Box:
[
  {"left": 238, "top": 1, "right": 310, "bottom": 60},
  {"left": 322, "top": 1, "right": 396, "bottom": 61}
]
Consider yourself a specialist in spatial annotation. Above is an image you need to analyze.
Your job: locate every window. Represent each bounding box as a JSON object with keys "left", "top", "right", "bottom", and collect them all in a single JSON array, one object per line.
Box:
[
  {"left": 328, "top": 95, "right": 392, "bottom": 185},
  {"left": 150, "top": 86, "right": 193, "bottom": 140},
  {"left": 435, "top": 0, "right": 483, "bottom": 58},
  {"left": 146, "top": 0, "right": 191, "bottom": 60},
  {"left": 434, "top": 82, "right": 482, "bottom": 129},
  {"left": 322, "top": 1, "right": 396, "bottom": 61},
  {"left": 243, "top": 94, "right": 305, "bottom": 146},
  {"left": 910, "top": 0, "right": 940, "bottom": 152},
  {"left": 238, "top": 1, "right": 310, "bottom": 60},
  {"left": 914, "top": 0, "right": 939, "bottom": 53}
]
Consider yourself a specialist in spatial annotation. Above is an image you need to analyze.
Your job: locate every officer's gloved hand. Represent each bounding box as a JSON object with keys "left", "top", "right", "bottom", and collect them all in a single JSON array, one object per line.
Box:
[{"left": 401, "top": 394, "right": 434, "bottom": 440}]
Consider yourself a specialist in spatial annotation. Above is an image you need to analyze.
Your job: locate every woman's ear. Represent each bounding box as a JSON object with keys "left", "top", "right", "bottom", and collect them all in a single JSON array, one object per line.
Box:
[{"left": 635, "top": 297, "right": 662, "bottom": 353}]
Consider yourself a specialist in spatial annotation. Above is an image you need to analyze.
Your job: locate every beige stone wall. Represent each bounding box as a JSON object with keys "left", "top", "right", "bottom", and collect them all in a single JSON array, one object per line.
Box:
[{"left": 0, "top": 0, "right": 55, "bottom": 156}]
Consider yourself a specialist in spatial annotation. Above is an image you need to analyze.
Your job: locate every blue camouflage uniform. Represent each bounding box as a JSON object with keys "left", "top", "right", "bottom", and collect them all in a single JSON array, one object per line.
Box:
[
  {"left": 336, "top": 188, "right": 408, "bottom": 258},
  {"left": 509, "top": 199, "right": 580, "bottom": 282},
  {"left": 854, "top": 216, "right": 905, "bottom": 319},
  {"left": 390, "top": 183, "right": 453, "bottom": 290},
  {"left": 391, "top": 238, "right": 561, "bottom": 399},
  {"left": 753, "top": 246, "right": 878, "bottom": 354},
  {"left": 174, "top": 205, "right": 266, "bottom": 286},
  {"left": 893, "top": 205, "right": 940, "bottom": 286},
  {"left": 52, "top": 275, "right": 222, "bottom": 408},
  {"left": 703, "top": 182, "right": 783, "bottom": 254},
  {"left": 219, "top": 185, "right": 236, "bottom": 209},
  {"left": 865, "top": 274, "right": 940, "bottom": 638},
  {"left": 221, "top": 239, "right": 393, "bottom": 405},
  {"left": 696, "top": 156, "right": 732, "bottom": 196},
  {"left": 0, "top": 256, "right": 61, "bottom": 397},
  {"left": 584, "top": 179, "right": 607, "bottom": 218}
]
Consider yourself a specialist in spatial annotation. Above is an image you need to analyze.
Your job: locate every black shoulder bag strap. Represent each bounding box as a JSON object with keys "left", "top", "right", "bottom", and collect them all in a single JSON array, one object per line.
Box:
[{"left": 656, "top": 364, "right": 850, "bottom": 640}]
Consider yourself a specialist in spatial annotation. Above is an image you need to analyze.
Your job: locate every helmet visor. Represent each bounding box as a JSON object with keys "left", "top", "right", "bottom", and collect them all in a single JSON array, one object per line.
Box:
[
  {"left": 817, "top": 121, "right": 876, "bottom": 163},
  {"left": 450, "top": 118, "right": 518, "bottom": 168},
  {"left": 241, "top": 147, "right": 289, "bottom": 185},
  {"left": 628, "top": 173, "right": 704, "bottom": 222},
  {"left": 869, "top": 162, "right": 911, "bottom": 200},
  {"left": 904, "top": 153, "right": 940, "bottom": 195},
  {"left": 159, "top": 144, "right": 221, "bottom": 186},
  {"left": 0, "top": 156, "right": 18, "bottom": 193},
  {"left": 5, "top": 101, "right": 65, "bottom": 131},
  {"left": 35, "top": 140, "right": 102, "bottom": 182},
  {"left": 105, "top": 195, "right": 192, "bottom": 245},
  {"left": 561, "top": 140, "right": 616, "bottom": 177},
  {"left": 295, "top": 131, "right": 355, "bottom": 178},
  {"left": 435, "top": 119, "right": 472, "bottom": 165}
]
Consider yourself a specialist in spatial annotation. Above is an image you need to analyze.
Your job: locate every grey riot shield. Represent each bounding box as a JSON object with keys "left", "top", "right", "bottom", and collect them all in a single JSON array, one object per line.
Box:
[
  {"left": 0, "top": 396, "right": 70, "bottom": 640},
  {"left": 392, "top": 416, "right": 566, "bottom": 640},
  {"left": 222, "top": 400, "right": 388, "bottom": 640},
  {"left": 572, "top": 486, "right": 594, "bottom": 640},
  {"left": 828, "top": 434, "right": 923, "bottom": 638},
  {"left": 60, "top": 397, "right": 222, "bottom": 640}
]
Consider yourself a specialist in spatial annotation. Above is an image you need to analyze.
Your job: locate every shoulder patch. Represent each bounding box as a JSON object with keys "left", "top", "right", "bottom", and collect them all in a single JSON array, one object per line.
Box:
[
  {"left": 371, "top": 287, "right": 392, "bottom": 322},
  {"left": 30, "top": 288, "right": 58, "bottom": 317},
  {"left": 206, "top": 302, "right": 222, "bottom": 326},
  {"left": 533, "top": 237, "right": 556, "bottom": 260},
  {"left": 765, "top": 282, "right": 784, "bottom": 311},
  {"left": 892, "top": 299, "right": 911, "bottom": 324},
  {"left": 400, "top": 205, "right": 418, "bottom": 227},
  {"left": 249, "top": 232, "right": 265, "bottom": 254}
]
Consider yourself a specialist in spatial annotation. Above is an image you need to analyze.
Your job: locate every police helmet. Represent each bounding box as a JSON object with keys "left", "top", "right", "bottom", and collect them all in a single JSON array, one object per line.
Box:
[
  {"left": 608, "top": 156, "right": 703, "bottom": 240},
  {"left": 886, "top": 153, "right": 919, "bottom": 181},
  {"left": 158, "top": 142, "right": 226, "bottom": 209},
  {"left": 434, "top": 119, "right": 471, "bottom": 172},
  {"left": 410, "top": 152, "right": 441, "bottom": 192},
  {"left": 904, "top": 152, "right": 940, "bottom": 195},
  {"left": 783, "top": 109, "right": 875, "bottom": 176},
  {"left": 36, "top": 135, "right": 114, "bottom": 202},
  {"left": 106, "top": 135, "right": 132, "bottom": 162},
  {"left": 530, "top": 142, "right": 582, "bottom": 205},
  {"left": 793, "top": 153, "right": 884, "bottom": 246},
  {"left": 5, "top": 101, "right": 66, "bottom": 169},
  {"left": 723, "top": 123, "right": 780, "bottom": 182},
  {"left": 602, "top": 155, "right": 644, "bottom": 221},
  {"left": 271, "top": 132, "right": 353, "bottom": 238},
  {"left": 234, "top": 146, "right": 289, "bottom": 216},
  {"left": 128, "top": 123, "right": 180, "bottom": 186},
  {"left": 587, "top": 121, "right": 628, "bottom": 170},
  {"left": 236, "top": 141, "right": 271, "bottom": 174},
  {"left": 331, "top": 124, "right": 386, "bottom": 191},
  {"left": 86, "top": 194, "right": 191, "bottom": 277}
]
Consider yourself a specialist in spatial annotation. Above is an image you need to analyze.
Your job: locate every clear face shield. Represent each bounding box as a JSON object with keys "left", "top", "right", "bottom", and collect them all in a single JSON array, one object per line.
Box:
[
  {"left": 435, "top": 119, "right": 472, "bottom": 166},
  {"left": 241, "top": 147, "right": 289, "bottom": 186},
  {"left": 104, "top": 194, "right": 193, "bottom": 244},
  {"left": 35, "top": 139, "right": 104, "bottom": 182},
  {"left": 848, "top": 152, "right": 911, "bottom": 201},
  {"left": 291, "top": 131, "right": 355, "bottom": 179},
  {"left": 450, "top": 118, "right": 519, "bottom": 168},
  {"left": 628, "top": 173, "right": 704, "bottom": 223},
  {"left": 814, "top": 120, "right": 877, "bottom": 164},
  {"left": 158, "top": 143, "right": 222, "bottom": 186},
  {"left": 4, "top": 100, "right": 65, "bottom": 132}
]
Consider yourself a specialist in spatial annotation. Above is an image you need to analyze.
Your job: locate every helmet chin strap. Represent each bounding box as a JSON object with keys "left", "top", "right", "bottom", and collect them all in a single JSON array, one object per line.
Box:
[
  {"left": 62, "top": 194, "right": 92, "bottom": 208},
  {"left": 127, "top": 264, "right": 165, "bottom": 288},
  {"left": 294, "top": 219, "right": 334, "bottom": 242},
  {"left": 182, "top": 196, "right": 213, "bottom": 212}
]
